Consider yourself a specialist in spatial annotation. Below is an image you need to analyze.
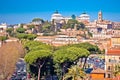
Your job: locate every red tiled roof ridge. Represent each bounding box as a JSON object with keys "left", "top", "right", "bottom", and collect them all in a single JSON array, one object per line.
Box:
[
  {"left": 107, "top": 49, "right": 120, "bottom": 55},
  {"left": 107, "top": 49, "right": 120, "bottom": 53}
]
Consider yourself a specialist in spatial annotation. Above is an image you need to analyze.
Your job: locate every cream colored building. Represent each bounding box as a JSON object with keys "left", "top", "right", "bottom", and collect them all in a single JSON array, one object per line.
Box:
[
  {"left": 105, "top": 49, "right": 120, "bottom": 78},
  {"left": 111, "top": 37, "right": 120, "bottom": 47},
  {"left": 113, "top": 22, "right": 120, "bottom": 29},
  {"left": 51, "top": 35, "right": 79, "bottom": 46},
  {"left": 93, "top": 34, "right": 112, "bottom": 39},
  {"left": 34, "top": 35, "right": 79, "bottom": 46},
  {"left": 76, "top": 12, "right": 90, "bottom": 24}
]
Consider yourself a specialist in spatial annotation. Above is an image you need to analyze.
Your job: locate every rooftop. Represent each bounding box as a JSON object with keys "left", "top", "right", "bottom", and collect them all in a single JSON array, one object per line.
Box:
[{"left": 107, "top": 49, "right": 120, "bottom": 55}]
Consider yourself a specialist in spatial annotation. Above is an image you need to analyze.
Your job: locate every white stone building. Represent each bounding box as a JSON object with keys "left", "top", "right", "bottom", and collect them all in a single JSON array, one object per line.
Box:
[
  {"left": 0, "top": 23, "right": 7, "bottom": 30},
  {"left": 51, "top": 11, "right": 64, "bottom": 23},
  {"left": 77, "top": 12, "right": 90, "bottom": 23}
]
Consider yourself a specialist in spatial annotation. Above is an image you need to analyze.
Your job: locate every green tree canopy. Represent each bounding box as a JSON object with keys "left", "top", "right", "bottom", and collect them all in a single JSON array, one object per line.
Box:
[
  {"left": 6, "top": 28, "right": 15, "bottom": 36},
  {"left": 26, "top": 34, "right": 37, "bottom": 40},
  {"left": 16, "top": 33, "right": 27, "bottom": 39},
  {"left": 23, "top": 41, "right": 42, "bottom": 48},
  {"left": 23, "top": 40, "right": 52, "bottom": 51},
  {"left": 67, "top": 19, "right": 78, "bottom": 29},
  {"left": 67, "top": 19, "right": 78, "bottom": 24},
  {"left": 24, "top": 41, "right": 53, "bottom": 80},
  {"left": 24, "top": 49, "right": 52, "bottom": 80},
  {"left": 42, "top": 22, "right": 51, "bottom": 33},
  {"left": 32, "top": 18, "right": 44, "bottom": 23},
  {"left": 53, "top": 46, "right": 89, "bottom": 80},
  {"left": 16, "top": 27, "right": 26, "bottom": 33},
  {"left": 68, "top": 42, "right": 101, "bottom": 54},
  {"left": 53, "top": 47, "right": 89, "bottom": 64},
  {"left": 6, "top": 28, "right": 14, "bottom": 34},
  {"left": 25, "top": 50, "right": 52, "bottom": 64},
  {"left": 0, "top": 36, "right": 8, "bottom": 41},
  {"left": 62, "top": 24, "right": 69, "bottom": 29},
  {"left": 15, "top": 33, "right": 37, "bottom": 40}
]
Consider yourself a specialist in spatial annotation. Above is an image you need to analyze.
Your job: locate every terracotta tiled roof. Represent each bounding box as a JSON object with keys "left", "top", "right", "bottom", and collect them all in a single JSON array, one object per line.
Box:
[
  {"left": 107, "top": 49, "right": 120, "bottom": 55},
  {"left": 91, "top": 68, "right": 105, "bottom": 74}
]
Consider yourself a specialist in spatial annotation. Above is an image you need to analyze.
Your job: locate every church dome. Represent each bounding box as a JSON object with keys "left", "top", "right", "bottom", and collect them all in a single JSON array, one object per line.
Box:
[
  {"left": 51, "top": 11, "right": 64, "bottom": 21},
  {"left": 79, "top": 12, "right": 89, "bottom": 18},
  {"left": 79, "top": 12, "right": 90, "bottom": 20}
]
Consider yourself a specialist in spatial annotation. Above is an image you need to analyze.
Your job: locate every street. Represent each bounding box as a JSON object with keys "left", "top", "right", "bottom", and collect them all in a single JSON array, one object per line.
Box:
[{"left": 10, "top": 58, "right": 27, "bottom": 80}]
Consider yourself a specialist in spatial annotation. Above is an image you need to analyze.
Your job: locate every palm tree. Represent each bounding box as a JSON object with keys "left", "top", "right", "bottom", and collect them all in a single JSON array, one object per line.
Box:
[{"left": 64, "top": 65, "right": 86, "bottom": 80}]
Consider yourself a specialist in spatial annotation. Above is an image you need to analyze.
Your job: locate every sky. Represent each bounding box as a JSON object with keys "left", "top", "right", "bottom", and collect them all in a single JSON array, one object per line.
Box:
[{"left": 0, "top": 0, "right": 120, "bottom": 24}]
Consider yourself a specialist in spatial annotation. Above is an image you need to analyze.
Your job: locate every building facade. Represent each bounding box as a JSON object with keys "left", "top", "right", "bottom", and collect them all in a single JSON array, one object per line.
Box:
[
  {"left": 105, "top": 49, "right": 120, "bottom": 78},
  {"left": 76, "top": 12, "right": 90, "bottom": 24}
]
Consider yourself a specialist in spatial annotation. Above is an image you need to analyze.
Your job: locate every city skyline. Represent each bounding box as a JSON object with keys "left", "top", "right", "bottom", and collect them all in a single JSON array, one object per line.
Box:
[{"left": 0, "top": 0, "right": 120, "bottom": 24}]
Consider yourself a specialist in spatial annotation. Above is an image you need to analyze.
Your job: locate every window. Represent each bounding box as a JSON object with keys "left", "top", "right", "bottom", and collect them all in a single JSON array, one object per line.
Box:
[
  {"left": 108, "top": 66, "right": 111, "bottom": 70},
  {"left": 109, "top": 59, "right": 111, "bottom": 62},
  {"left": 108, "top": 74, "right": 111, "bottom": 78}
]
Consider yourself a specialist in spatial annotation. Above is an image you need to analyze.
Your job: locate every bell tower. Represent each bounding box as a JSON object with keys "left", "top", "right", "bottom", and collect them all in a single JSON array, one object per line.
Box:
[{"left": 98, "top": 10, "right": 102, "bottom": 21}]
